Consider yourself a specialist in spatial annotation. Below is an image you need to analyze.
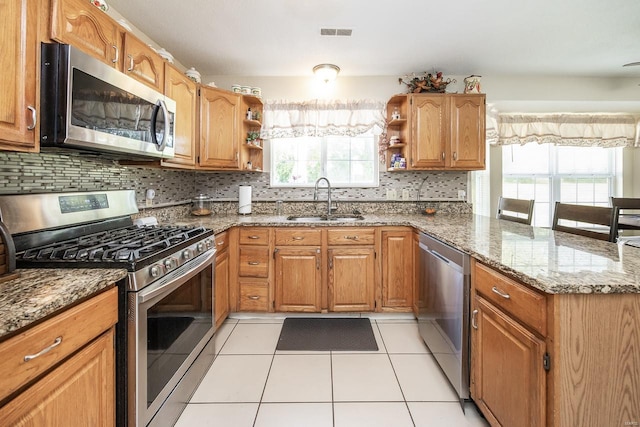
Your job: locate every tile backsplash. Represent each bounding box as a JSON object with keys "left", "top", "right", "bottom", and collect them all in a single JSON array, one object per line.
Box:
[{"left": 0, "top": 151, "right": 469, "bottom": 207}]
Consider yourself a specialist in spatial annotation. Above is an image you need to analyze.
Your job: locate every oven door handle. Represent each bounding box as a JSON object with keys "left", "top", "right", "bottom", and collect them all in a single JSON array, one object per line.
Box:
[{"left": 138, "top": 249, "right": 216, "bottom": 304}]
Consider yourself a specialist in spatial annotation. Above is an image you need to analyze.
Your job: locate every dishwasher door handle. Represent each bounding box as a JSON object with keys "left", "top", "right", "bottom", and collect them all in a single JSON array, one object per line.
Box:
[{"left": 430, "top": 249, "right": 451, "bottom": 264}]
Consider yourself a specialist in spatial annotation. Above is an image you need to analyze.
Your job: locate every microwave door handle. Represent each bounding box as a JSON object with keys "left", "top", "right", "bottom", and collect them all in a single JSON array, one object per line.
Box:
[{"left": 151, "top": 100, "right": 169, "bottom": 152}]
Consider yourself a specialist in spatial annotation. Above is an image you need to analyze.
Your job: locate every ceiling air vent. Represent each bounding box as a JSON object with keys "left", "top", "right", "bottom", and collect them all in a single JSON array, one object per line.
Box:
[{"left": 320, "top": 28, "right": 352, "bottom": 36}]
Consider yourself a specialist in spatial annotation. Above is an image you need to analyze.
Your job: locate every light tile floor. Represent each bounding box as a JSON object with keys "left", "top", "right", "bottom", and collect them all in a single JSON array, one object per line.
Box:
[{"left": 176, "top": 317, "right": 489, "bottom": 427}]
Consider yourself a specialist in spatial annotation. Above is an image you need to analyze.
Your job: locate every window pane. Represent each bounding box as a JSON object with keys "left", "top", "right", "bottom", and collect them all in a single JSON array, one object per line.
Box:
[
  {"left": 270, "top": 135, "right": 377, "bottom": 187},
  {"left": 557, "top": 146, "right": 610, "bottom": 174},
  {"left": 502, "top": 144, "right": 550, "bottom": 174}
]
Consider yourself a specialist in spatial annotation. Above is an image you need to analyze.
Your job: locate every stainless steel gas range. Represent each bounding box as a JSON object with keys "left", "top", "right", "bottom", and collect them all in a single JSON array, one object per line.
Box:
[{"left": 0, "top": 190, "right": 217, "bottom": 426}]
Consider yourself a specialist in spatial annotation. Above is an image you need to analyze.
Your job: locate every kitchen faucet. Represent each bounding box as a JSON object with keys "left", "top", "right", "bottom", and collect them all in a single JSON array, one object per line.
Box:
[
  {"left": 417, "top": 176, "right": 429, "bottom": 203},
  {"left": 314, "top": 177, "right": 332, "bottom": 216}
]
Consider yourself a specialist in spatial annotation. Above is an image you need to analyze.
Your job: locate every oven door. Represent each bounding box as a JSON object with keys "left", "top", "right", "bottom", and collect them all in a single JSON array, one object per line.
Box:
[{"left": 128, "top": 249, "right": 215, "bottom": 426}]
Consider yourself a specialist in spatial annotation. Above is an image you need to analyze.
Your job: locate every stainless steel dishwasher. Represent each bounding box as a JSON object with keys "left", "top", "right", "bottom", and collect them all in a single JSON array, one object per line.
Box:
[{"left": 417, "top": 232, "right": 471, "bottom": 407}]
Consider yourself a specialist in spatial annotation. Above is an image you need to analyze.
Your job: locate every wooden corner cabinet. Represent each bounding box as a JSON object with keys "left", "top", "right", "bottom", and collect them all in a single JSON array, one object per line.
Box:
[
  {"left": 385, "top": 93, "right": 486, "bottom": 171},
  {"left": 162, "top": 63, "right": 198, "bottom": 169},
  {"left": 385, "top": 95, "right": 410, "bottom": 171},
  {"left": 0, "top": 0, "right": 40, "bottom": 152},
  {"left": 0, "top": 287, "right": 118, "bottom": 425}
]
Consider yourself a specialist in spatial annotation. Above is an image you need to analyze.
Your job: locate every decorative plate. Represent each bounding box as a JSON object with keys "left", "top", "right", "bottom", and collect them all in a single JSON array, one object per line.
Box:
[{"left": 89, "top": 0, "right": 109, "bottom": 12}]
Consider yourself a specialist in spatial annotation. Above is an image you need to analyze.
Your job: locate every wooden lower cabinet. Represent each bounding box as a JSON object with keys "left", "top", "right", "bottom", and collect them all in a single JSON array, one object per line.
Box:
[
  {"left": 0, "top": 328, "right": 115, "bottom": 426},
  {"left": 274, "top": 247, "right": 322, "bottom": 312},
  {"left": 381, "top": 228, "right": 413, "bottom": 310},
  {"left": 328, "top": 247, "right": 375, "bottom": 312},
  {"left": 471, "top": 295, "right": 546, "bottom": 427},
  {"left": 214, "top": 244, "right": 230, "bottom": 328},
  {"left": 0, "top": 287, "right": 117, "bottom": 425},
  {"left": 238, "top": 280, "right": 269, "bottom": 311}
]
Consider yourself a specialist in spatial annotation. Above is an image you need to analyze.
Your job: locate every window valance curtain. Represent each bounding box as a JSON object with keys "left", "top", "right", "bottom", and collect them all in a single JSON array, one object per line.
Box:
[
  {"left": 486, "top": 113, "right": 639, "bottom": 148},
  {"left": 260, "top": 99, "right": 386, "bottom": 139}
]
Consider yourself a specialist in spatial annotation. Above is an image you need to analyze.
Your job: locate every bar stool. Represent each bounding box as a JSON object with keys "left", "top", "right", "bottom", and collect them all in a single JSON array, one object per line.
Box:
[{"left": 496, "top": 197, "right": 535, "bottom": 225}]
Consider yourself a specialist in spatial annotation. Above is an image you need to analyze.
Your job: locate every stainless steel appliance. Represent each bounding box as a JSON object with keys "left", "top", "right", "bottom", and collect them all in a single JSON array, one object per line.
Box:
[
  {"left": 416, "top": 233, "right": 471, "bottom": 407},
  {"left": 40, "top": 43, "right": 176, "bottom": 160},
  {"left": 0, "top": 190, "right": 216, "bottom": 426}
]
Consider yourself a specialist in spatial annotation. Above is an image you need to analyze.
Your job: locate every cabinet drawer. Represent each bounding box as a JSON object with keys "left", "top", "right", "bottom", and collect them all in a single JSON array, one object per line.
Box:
[
  {"left": 474, "top": 262, "right": 547, "bottom": 336},
  {"left": 239, "top": 228, "right": 270, "bottom": 245},
  {"left": 239, "top": 282, "right": 269, "bottom": 311},
  {"left": 239, "top": 247, "right": 270, "bottom": 277},
  {"left": 327, "top": 228, "right": 375, "bottom": 245},
  {"left": 275, "top": 229, "right": 322, "bottom": 246},
  {"left": 215, "top": 231, "right": 229, "bottom": 252},
  {"left": 0, "top": 287, "right": 118, "bottom": 401}
]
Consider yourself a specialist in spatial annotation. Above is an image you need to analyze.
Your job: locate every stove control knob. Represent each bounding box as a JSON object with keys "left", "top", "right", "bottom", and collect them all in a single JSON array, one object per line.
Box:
[
  {"left": 205, "top": 238, "right": 213, "bottom": 249},
  {"left": 182, "top": 249, "right": 191, "bottom": 260},
  {"left": 164, "top": 258, "right": 175, "bottom": 270},
  {"left": 197, "top": 242, "right": 205, "bottom": 252},
  {"left": 150, "top": 265, "right": 162, "bottom": 278}
]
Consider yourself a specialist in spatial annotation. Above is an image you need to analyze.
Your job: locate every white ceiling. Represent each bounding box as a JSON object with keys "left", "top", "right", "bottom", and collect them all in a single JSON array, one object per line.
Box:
[{"left": 108, "top": 0, "right": 640, "bottom": 79}]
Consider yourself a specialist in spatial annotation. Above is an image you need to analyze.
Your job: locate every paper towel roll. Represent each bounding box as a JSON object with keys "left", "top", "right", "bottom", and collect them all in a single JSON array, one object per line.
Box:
[{"left": 238, "top": 185, "right": 252, "bottom": 214}]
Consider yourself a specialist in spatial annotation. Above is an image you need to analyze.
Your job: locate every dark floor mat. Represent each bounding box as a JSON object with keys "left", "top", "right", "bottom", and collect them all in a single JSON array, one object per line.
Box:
[
  {"left": 147, "top": 316, "right": 194, "bottom": 350},
  {"left": 276, "top": 317, "right": 378, "bottom": 351}
]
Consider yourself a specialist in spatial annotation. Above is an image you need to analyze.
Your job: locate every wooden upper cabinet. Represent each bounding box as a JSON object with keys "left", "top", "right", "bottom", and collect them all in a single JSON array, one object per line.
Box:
[
  {"left": 411, "top": 95, "right": 447, "bottom": 169},
  {"left": 402, "top": 93, "right": 485, "bottom": 171},
  {"left": 51, "top": 0, "right": 122, "bottom": 67},
  {"left": 122, "top": 33, "right": 164, "bottom": 92},
  {"left": 199, "top": 87, "right": 241, "bottom": 169},
  {"left": 449, "top": 94, "right": 486, "bottom": 170},
  {"left": 162, "top": 63, "right": 197, "bottom": 168},
  {"left": 0, "top": 0, "right": 39, "bottom": 152}
]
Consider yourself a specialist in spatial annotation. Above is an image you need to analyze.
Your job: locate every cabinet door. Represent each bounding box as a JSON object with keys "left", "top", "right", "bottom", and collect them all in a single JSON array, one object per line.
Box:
[
  {"left": 449, "top": 95, "right": 485, "bottom": 170},
  {"left": 411, "top": 95, "right": 447, "bottom": 169},
  {"left": 274, "top": 247, "right": 322, "bottom": 312},
  {"left": 199, "top": 87, "right": 241, "bottom": 169},
  {"left": 381, "top": 229, "right": 413, "bottom": 309},
  {"left": 412, "top": 231, "right": 425, "bottom": 316},
  {"left": 0, "top": 0, "right": 38, "bottom": 151},
  {"left": 162, "top": 63, "right": 197, "bottom": 168},
  {"left": 214, "top": 248, "right": 229, "bottom": 328},
  {"left": 471, "top": 295, "right": 546, "bottom": 427},
  {"left": 51, "top": 0, "right": 122, "bottom": 67},
  {"left": 122, "top": 33, "right": 165, "bottom": 92},
  {"left": 328, "top": 247, "right": 375, "bottom": 312},
  {"left": 0, "top": 328, "right": 115, "bottom": 426}
]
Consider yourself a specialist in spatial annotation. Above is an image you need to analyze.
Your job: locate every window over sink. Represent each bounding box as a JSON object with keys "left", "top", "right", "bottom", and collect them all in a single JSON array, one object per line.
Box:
[{"left": 270, "top": 132, "right": 379, "bottom": 187}]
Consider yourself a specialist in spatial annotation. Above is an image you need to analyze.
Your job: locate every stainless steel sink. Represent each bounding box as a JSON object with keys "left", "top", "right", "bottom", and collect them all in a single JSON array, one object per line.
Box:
[{"left": 286, "top": 214, "right": 364, "bottom": 222}]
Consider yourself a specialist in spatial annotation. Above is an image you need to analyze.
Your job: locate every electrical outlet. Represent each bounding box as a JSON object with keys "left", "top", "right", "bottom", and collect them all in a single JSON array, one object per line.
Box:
[
  {"left": 458, "top": 190, "right": 466, "bottom": 200},
  {"left": 402, "top": 189, "right": 410, "bottom": 200}
]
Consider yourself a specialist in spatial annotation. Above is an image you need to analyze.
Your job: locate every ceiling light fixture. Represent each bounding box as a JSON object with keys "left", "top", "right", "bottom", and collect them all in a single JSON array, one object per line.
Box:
[{"left": 313, "top": 64, "right": 340, "bottom": 83}]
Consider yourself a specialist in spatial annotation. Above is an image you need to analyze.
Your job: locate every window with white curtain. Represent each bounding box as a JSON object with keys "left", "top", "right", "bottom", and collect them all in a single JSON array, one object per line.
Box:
[
  {"left": 502, "top": 144, "right": 621, "bottom": 227},
  {"left": 270, "top": 132, "right": 379, "bottom": 187}
]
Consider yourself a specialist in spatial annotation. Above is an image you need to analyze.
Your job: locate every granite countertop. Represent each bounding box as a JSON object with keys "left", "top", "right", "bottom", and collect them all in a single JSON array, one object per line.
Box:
[
  {"left": 0, "top": 268, "right": 128, "bottom": 340},
  {"left": 174, "top": 213, "right": 640, "bottom": 295}
]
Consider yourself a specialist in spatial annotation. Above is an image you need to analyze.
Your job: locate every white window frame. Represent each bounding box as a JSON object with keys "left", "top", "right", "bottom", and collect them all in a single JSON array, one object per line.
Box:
[
  {"left": 502, "top": 144, "right": 621, "bottom": 227},
  {"left": 269, "top": 133, "right": 380, "bottom": 188}
]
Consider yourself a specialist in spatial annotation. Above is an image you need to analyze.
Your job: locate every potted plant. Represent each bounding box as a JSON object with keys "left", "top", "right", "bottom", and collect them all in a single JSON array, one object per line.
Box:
[{"left": 246, "top": 131, "right": 261, "bottom": 146}]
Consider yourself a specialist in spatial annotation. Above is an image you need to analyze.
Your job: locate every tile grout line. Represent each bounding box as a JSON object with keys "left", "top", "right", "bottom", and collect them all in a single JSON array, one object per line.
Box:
[
  {"left": 330, "top": 350, "right": 335, "bottom": 427},
  {"left": 251, "top": 329, "right": 279, "bottom": 427},
  {"left": 375, "top": 320, "right": 417, "bottom": 427}
]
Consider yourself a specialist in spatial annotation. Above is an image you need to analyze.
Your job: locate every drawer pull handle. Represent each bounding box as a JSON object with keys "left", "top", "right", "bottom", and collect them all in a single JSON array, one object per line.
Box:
[
  {"left": 127, "top": 54, "right": 134, "bottom": 71},
  {"left": 248, "top": 261, "right": 260, "bottom": 265},
  {"left": 248, "top": 235, "right": 260, "bottom": 239},
  {"left": 248, "top": 295, "right": 260, "bottom": 300},
  {"left": 112, "top": 45, "right": 119, "bottom": 64},
  {"left": 217, "top": 241, "right": 225, "bottom": 246},
  {"left": 491, "top": 286, "right": 511, "bottom": 299},
  {"left": 292, "top": 236, "right": 304, "bottom": 240},
  {"left": 344, "top": 235, "right": 359, "bottom": 240},
  {"left": 471, "top": 309, "right": 478, "bottom": 329},
  {"left": 24, "top": 337, "right": 62, "bottom": 362}
]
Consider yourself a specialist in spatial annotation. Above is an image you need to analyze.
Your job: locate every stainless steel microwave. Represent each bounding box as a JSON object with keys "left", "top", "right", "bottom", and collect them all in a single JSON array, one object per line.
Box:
[{"left": 40, "top": 43, "right": 175, "bottom": 159}]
